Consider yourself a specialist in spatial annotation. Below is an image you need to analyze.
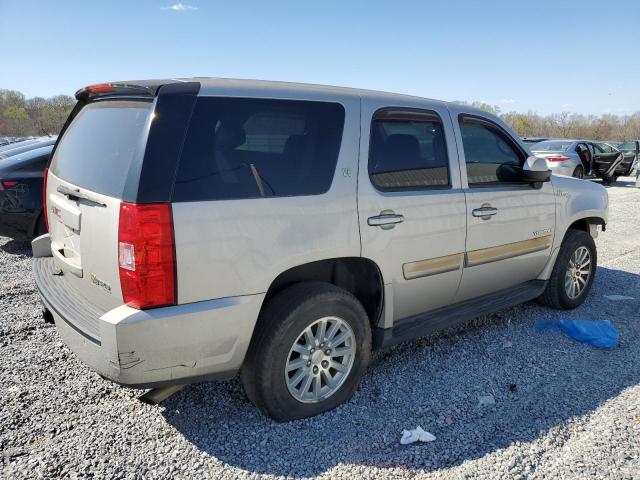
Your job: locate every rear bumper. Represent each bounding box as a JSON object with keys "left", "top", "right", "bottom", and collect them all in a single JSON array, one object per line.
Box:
[
  {"left": 33, "top": 257, "right": 264, "bottom": 388},
  {"left": 547, "top": 162, "right": 575, "bottom": 177}
]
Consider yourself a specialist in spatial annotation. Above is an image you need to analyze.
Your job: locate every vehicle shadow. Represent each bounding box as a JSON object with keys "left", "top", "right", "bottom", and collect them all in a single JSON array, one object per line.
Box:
[
  {"left": 611, "top": 179, "right": 638, "bottom": 188},
  {"left": 0, "top": 238, "right": 32, "bottom": 256},
  {"left": 162, "top": 266, "right": 640, "bottom": 477}
]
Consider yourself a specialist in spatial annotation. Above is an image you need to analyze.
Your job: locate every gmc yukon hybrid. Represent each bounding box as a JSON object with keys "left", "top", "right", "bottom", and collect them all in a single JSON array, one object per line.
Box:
[{"left": 32, "top": 79, "right": 608, "bottom": 421}]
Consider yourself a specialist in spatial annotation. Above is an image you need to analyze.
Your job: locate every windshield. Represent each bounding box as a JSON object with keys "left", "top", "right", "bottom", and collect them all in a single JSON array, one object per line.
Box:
[
  {"left": 530, "top": 140, "right": 574, "bottom": 152},
  {"left": 50, "top": 100, "right": 153, "bottom": 198}
]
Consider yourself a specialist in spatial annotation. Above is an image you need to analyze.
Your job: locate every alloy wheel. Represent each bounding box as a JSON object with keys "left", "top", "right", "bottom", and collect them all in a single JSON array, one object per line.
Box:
[
  {"left": 564, "top": 246, "right": 592, "bottom": 299},
  {"left": 285, "top": 316, "right": 356, "bottom": 403}
]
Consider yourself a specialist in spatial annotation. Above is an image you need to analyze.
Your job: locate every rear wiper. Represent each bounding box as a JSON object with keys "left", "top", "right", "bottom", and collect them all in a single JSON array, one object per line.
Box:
[{"left": 56, "top": 185, "right": 106, "bottom": 207}]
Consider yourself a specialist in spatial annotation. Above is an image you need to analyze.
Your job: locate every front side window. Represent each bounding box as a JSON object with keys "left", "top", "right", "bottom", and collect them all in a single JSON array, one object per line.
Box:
[
  {"left": 459, "top": 118, "right": 524, "bottom": 186},
  {"left": 368, "top": 109, "right": 449, "bottom": 190},
  {"left": 173, "top": 98, "right": 345, "bottom": 201}
]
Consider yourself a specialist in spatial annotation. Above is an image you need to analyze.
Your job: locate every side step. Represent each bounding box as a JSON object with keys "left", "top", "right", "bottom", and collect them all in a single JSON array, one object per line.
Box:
[
  {"left": 373, "top": 280, "right": 547, "bottom": 349},
  {"left": 139, "top": 385, "right": 186, "bottom": 405}
]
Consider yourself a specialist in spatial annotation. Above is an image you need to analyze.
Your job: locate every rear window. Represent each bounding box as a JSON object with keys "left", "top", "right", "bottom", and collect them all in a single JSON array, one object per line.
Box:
[
  {"left": 172, "top": 97, "right": 345, "bottom": 201},
  {"left": 50, "top": 100, "right": 152, "bottom": 198},
  {"left": 530, "top": 140, "right": 573, "bottom": 152}
]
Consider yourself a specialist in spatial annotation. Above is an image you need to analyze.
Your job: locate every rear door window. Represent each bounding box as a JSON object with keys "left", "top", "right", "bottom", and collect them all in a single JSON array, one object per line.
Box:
[
  {"left": 172, "top": 97, "right": 345, "bottom": 201},
  {"left": 50, "top": 100, "right": 152, "bottom": 198},
  {"left": 368, "top": 109, "right": 450, "bottom": 190}
]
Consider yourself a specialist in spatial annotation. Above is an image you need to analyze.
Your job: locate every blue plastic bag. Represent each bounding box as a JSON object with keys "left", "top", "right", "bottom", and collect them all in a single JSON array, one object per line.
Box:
[
  {"left": 534, "top": 319, "right": 619, "bottom": 349},
  {"left": 558, "top": 319, "right": 618, "bottom": 349}
]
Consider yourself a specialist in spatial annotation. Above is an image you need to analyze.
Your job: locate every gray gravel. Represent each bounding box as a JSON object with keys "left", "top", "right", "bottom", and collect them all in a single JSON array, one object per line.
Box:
[{"left": 2, "top": 177, "right": 639, "bottom": 479}]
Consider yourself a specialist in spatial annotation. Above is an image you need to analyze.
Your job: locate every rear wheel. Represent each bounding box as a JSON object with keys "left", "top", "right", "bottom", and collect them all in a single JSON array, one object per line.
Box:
[
  {"left": 34, "top": 213, "right": 46, "bottom": 238},
  {"left": 572, "top": 166, "right": 584, "bottom": 179},
  {"left": 602, "top": 175, "right": 618, "bottom": 185},
  {"left": 538, "top": 229, "right": 597, "bottom": 309},
  {"left": 241, "top": 282, "right": 371, "bottom": 421}
]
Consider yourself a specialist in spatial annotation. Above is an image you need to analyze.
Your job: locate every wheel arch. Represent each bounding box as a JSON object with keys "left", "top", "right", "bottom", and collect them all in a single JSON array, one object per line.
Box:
[
  {"left": 538, "top": 215, "right": 605, "bottom": 280},
  {"left": 259, "top": 257, "right": 385, "bottom": 329}
]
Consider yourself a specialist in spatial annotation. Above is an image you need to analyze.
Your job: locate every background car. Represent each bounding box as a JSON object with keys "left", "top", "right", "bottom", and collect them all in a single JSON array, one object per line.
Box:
[
  {"left": 0, "top": 136, "right": 56, "bottom": 160},
  {"left": 0, "top": 138, "right": 41, "bottom": 153},
  {"left": 0, "top": 143, "right": 53, "bottom": 240},
  {"left": 530, "top": 139, "right": 624, "bottom": 184},
  {"left": 522, "top": 136, "right": 548, "bottom": 145}
]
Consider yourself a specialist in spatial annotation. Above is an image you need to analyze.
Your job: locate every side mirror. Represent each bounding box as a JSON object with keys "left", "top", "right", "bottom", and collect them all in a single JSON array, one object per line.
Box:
[{"left": 522, "top": 156, "right": 551, "bottom": 183}]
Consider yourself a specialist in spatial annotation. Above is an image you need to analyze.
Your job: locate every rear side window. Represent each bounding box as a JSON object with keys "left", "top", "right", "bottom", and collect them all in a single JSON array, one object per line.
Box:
[
  {"left": 368, "top": 109, "right": 449, "bottom": 190},
  {"left": 50, "top": 100, "right": 152, "bottom": 198},
  {"left": 172, "top": 98, "right": 345, "bottom": 201},
  {"left": 459, "top": 118, "right": 524, "bottom": 185}
]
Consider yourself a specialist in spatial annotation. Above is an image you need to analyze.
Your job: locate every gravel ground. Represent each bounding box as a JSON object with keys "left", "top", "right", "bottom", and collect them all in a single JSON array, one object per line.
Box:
[{"left": 1, "top": 177, "right": 639, "bottom": 479}]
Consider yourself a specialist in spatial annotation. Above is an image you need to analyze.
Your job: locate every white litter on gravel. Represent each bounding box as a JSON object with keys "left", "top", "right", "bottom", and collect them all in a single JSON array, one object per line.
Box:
[
  {"left": 478, "top": 394, "right": 496, "bottom": 407},
  {"left": 400, "top": 426, "right": 436, "bottom": 445}
]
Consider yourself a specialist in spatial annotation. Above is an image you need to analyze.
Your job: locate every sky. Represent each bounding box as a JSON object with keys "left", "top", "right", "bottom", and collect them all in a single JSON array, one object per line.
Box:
[{"left": 1, "top": 0, "right": 639, "bottom": 116}]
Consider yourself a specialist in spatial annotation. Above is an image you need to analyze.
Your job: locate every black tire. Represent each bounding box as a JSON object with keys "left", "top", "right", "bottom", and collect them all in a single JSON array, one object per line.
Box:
[
  {"left": 602, "top": 175, "right": 618, "bottom": 186},
  {"left": 538, "top": 229, "right": 597, "bottom": 309},
  {"left": 241, "top": 282, "right": 371, "bottom": 421},
  {"left": 572, "top": 166, "right": 584, "bottom": 179},
  {"left": 34, "top": 213, "right": 46, "bottom": 238}
]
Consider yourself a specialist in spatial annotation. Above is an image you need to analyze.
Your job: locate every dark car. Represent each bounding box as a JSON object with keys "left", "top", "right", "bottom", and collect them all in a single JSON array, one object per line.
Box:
[
  {"left": 0, "top": 144, "right": 53, "bottom": 240},
  {"left": 0, "top": 138, "right": 41, "bottom": 153},
  {"left": 522, "top": 136, "right": 549, "bottom": 145},
  {"left": 615, "top": 140, "right": 639, "bottom": 176},
  {"left": 0, "top": 137, "right": 57, "bottom": 160}
]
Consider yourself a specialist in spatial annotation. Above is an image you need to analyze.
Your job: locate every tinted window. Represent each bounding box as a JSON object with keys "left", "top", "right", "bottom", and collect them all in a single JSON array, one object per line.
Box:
[
  {"left": 50, "top": 100, "right": 152, "bottom": 198},
  {"left": 459, "top": 120, "right": 524, "bottom": 185},
  {"left": 173, "top": 98, "right": 345, "bottom": 201},
  {"left": 369, "top": 113, "right": 449, "bottom": 190}
]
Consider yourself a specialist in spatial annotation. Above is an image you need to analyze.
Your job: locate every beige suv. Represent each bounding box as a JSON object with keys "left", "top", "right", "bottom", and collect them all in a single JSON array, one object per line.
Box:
[{"left": 33, "top": 78, "right": 607, "bottom": 421}]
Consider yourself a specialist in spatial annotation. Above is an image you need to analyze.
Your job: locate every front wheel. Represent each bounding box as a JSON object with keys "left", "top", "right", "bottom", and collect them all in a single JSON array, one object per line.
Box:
[
  {"left": 538, "top": 229, "right": 597, "bottom": 309},
  {"left": 241, "top": 282, "right": 371, "bottom": 421}
]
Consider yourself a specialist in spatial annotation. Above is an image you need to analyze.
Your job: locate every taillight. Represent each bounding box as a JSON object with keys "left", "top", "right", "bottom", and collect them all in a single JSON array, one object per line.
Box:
[
  {"left": 118, "top": 202, "right": 176, "bottom": 309},
  {"left": 85, "top": 83, "right": 113, "bottom": 93},
  {"left": 547, "top": 156, "right": 570, "bottom": 162},
  {"left": 42, "top": 168, "right": 49, "bottom": 231},
  {"left": 1, "top": 180, "right": 18, "bottom": 189}
]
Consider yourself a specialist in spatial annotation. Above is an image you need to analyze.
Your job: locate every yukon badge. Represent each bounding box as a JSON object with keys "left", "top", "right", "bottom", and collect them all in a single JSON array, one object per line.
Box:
[
  {"left": 90, "top": 273, "right": 112, "bottom": 293},
  {"left": 533, "top": 228, "right": 552, "bottom": 238}
]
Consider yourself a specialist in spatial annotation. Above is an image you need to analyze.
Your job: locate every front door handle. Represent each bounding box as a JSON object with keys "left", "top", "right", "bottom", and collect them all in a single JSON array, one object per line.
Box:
[
  {"left": 472, "top": 205, "right": 498, "bottom": 220},
  {"left": 368, "top": 210, "right": 404, "bottom": 229}
]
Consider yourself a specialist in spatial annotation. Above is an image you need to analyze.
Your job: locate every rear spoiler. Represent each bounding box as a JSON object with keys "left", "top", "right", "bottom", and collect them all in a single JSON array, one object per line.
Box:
[{"left": 75, "top": 79, "right": 195, "bottom": 101}]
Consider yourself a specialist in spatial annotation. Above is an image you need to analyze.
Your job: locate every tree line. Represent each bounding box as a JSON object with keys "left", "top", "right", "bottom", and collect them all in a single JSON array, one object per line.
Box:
[
  {"left": 456, "top": 101, "right": 640, "bottom": 141},
  {"left": 0, "top": 89, "right": 75, "bottom": 137},
  {"left": 1, "top": 88, "right": 638, "bottom": 141}
]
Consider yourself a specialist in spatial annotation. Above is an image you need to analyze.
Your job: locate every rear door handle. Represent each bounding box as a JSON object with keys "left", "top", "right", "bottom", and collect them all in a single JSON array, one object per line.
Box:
[
  {"left": 368, "top": 211, "right": 404, "bottom": 229},
  {"left": 472, "top": 205, "right": 498, "bottom": 219}
]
